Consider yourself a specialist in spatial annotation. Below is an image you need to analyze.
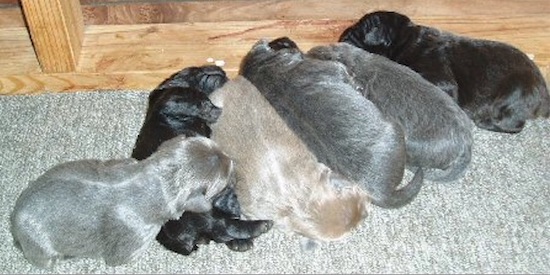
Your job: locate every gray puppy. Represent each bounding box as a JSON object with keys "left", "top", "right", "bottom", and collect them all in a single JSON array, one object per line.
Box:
[
  {"left": 10, "top": 135, "right": 234, "bottom": 269},
  {"left": 308, "top": 43, "right": 474, "bottom": 182},
  {"left": 239, "top": 37, "right": 423, "bottom": 209},
  {"left": 209, "top": 76, "right": 368, "bottom": 246}
]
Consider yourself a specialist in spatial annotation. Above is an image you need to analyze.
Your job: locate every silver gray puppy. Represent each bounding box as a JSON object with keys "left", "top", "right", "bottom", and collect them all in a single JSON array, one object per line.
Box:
[
  {"left": 209, "top": 76, "right": 368, "bottom": 247},
  {"left": 239, "top": 37, "right": 423, "bottom": 209},
  {"left": 10, "top": 135, "right": 233, "bottom": 269},
  {"left": 308, "top": 43, "right": 474, "bottom": 182}
]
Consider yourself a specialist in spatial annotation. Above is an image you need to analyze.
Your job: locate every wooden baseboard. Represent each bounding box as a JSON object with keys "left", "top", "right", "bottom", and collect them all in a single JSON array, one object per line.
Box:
[{"left": 0, "top": 0, "right": 549, "bottom": 95}]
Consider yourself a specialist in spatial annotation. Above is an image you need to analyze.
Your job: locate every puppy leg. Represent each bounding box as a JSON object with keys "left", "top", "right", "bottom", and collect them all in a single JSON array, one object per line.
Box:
[
  {"left": 11, "top": 217, "right": 59, "bottom": 269},
  {"left": 15, "top": 236, "right": 58, "bottom": 269},
  {"left": 211, "top": 186, "right": 241, "bottom": 218},
  {"left": 225, "top": 239, "right": 255, "bottom": 252},
  {"left": 222, "top": 218, "right": 275, "bottom": 252},
  {"left": 102, "top": 208, "right": 157, "bottom": 266},
  {"left": 156, "top": 215, "right": 202, "bottom": 255},
  {"left": 213, "top": 218, "right": 274, "bottom": 241}
]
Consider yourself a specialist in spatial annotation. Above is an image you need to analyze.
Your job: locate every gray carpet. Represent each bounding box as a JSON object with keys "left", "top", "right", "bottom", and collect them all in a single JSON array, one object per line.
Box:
[{"left": 0, "top": 90, "right": 548, "bottom": 274}]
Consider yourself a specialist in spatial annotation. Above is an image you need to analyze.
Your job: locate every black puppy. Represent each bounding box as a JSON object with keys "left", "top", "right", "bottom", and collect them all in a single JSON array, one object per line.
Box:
[
  {"left": 339, "top": 11, "right": 550, "bottom": 133},
  {"left": 132, "top": 65, "right": 273, "bottom": 255}
]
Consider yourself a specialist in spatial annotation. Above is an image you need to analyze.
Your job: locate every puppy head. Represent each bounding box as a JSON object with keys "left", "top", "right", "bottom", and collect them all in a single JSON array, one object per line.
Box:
[
  {"left": 339, "top": 11, "right": 414, "bottom": 58},
  {"left": 152, "top": 135, "right": 235, "bottom": 214},
  {"left": 155, "top": 65, "right": 228, "bottom": 96},
  {"left": 239, "top": 37, "right": 304, "bottom": 77},
  {"left": 287, "top": 169, "right": 368, "bottom": 242},
  {"left": 151, "top": 86, "right": 222, "bottom": 125},
  {"left": 474, "top": 71, "right": 550, "bottom": 133}
]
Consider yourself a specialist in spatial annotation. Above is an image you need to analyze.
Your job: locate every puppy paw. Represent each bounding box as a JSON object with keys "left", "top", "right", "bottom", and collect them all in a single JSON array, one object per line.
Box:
[
  {"left": 225, "top": 239, "right": 254, "bottom": 252},
  {"left": 300, "top": 237, "right": 320, "bottom": 252},
  {"left": 258, "top": 220, "right": 274, "bottom": 234}
]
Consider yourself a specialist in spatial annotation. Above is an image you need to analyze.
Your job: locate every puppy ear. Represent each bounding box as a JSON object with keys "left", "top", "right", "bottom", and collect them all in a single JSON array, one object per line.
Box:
[{"left": 339, "top": 11, "right": 412, "bottom": 57}]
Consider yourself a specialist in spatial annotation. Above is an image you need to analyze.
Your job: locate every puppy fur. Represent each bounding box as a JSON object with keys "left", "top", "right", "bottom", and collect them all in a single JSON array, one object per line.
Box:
[
  {"left": 209, "top": 76, "right": 369, "bottom": 245},
  {"left": 339, "top": 10, "right": 550, "bottom": 134},
  {"left": 10, "top": 135, "right": 233, "bottom": 269},
  {"left": 132, "top": 85, "right": 222, "bottom": 161},
  {"left": 132, "top": 65, "right": 273, "bottom": 255},
  {"left": 308, "top": 43, "right": 474, "bottom": 182},
  {"left": 239, "top": 37, "right": 424, "bottom": 208}
]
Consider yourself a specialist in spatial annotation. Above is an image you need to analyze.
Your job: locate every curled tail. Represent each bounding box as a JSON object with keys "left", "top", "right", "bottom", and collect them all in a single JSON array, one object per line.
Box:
[
  {"left": 370, "top": 167, "right": 424, "bottom": 209},
  {"left": 423, "top": 145, "right": 472, "bottom": 182}
]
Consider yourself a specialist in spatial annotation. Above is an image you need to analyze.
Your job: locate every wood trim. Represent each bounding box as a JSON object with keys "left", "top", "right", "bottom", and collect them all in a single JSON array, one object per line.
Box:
[
  {"left": 0, "top": 0, "right": 548, "bottom": 94},
  {"left": 20, "top": 0, "right": 84, "bottom": 73},
  {"left": 80, "top": 0, "right": 550, "bottom": 25}
]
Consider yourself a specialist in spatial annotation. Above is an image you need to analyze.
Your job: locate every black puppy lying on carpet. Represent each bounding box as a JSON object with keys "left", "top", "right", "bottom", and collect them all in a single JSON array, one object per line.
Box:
[
  {"left": 132, "top": 65, "right": 273, "bottom": 255},
  {"left": 339, "top": 11, "right": 550, "bottom": 133}
]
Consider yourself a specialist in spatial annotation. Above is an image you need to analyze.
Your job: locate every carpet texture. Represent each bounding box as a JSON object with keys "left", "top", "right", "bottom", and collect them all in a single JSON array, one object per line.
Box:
[{"left": 0, "top": 90, "right": 548, "bottom": 274}]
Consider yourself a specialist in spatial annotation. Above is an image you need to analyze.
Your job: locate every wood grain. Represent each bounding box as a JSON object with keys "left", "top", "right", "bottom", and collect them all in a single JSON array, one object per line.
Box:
[
  {"left": 78, "top": 16, "right": 550, "bottom": 73},
  {"left": 20, "top": 0, "right": 84, "bottom": 73},
  {"left": 80, "top": 0, "right": 550, "bottom": 25},
  {"left": 0, "top": 0, "right": 548, "bottom": 94}
]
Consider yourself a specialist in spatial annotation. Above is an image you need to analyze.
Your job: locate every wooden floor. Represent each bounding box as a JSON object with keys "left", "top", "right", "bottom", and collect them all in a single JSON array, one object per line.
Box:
[{"left": 0, "top": 0, "right": 549, "bottom": 95}]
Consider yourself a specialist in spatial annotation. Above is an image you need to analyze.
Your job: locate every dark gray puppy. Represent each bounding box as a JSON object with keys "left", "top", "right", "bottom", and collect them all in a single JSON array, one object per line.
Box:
[
  {"left": 10, "top": 135, "right": 233, "bottom": 269},
  {"left": 240, "top": 37, "right": 423, "bottom": 209},
  {"left": 308, "top": 43, "right": 474, "bottom": 182},
  {"left": 339, "top": 11, "right": 550, "bottom": 134}
]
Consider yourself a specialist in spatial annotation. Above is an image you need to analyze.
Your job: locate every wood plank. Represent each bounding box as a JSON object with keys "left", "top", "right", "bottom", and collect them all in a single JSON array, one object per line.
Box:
[
  {"left": 78, "top": 16, "right": 550, "bottom": 73},
  {"left": 0, "top": 7, "right": 26, "bottom": 27},
  {"left": 4, "top": 1, "right": 550, "bottom": 27},
  {"left": 20, "top": 0, "right": 84, "bottom": 73},
  {"left": 0, "top": 72, "right": 164, "bottom": 95},
  {"left": 0, "top": 27, "right": 41, "bottom": 75},
  {"left": 81, "top": 0, "right": 550, "bottom": 25},
  {"left": 0, "top": 0, "right": 19, "bottom": 6}
]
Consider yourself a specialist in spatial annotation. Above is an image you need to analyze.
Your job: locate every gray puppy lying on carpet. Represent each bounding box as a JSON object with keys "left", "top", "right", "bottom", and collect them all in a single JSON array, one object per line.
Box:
[
  {"left": 308, "top": 43, "right": 474, "bottom": 182},
  {"left": 10, "top": 135, "right": 234, "bottom": 269},
  {"left": 209, "top": 76, "right": 368, "bottom": 247},
  {"left": 240, "top": 37, "right": 423, "bottom": 209},
  {"left": 339, "top": 10, "right": 550, "bottom": 134}
]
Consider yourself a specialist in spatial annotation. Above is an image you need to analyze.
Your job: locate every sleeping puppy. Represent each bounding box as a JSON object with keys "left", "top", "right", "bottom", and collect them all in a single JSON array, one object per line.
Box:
[
  {"left": 239, "top": 37, "right": 424, "bottom": 208},
  {"left": 339, "top": 10, "right": 550, "bottom": 133},
  {"left": 308, "top": 43, "right": 474, "bottom": 182},
  {"left": 131, "top": 86, "right": 221, "bottom": 161},
  {"left": 10, "top": 135, "right": 233, "bottom": 269},
  {"left": 209, "top": 76, "right": 368, "bottom": 247},
  {"left": 132, "top": 65, "right": 273, "bottom": 255}
]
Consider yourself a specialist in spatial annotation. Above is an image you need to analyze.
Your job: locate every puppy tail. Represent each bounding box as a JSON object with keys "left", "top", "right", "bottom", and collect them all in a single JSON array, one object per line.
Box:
[
  {"left": 372, "top": 167, "right": 424, "bottom": 208},
  {"left": 423, "top": 145, "right": 472, "bottom": 182}
]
